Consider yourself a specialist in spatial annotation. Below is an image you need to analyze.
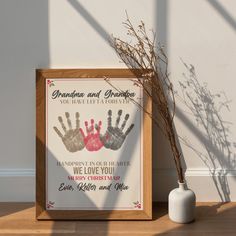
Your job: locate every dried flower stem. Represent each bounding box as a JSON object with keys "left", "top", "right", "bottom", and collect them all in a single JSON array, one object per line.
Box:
[{"left": 110, "top": 14, "right": 184, "bottom": 183}]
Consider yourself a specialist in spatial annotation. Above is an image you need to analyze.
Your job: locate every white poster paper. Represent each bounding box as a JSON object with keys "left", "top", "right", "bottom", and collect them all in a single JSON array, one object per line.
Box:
[{"left": 46, "top": 78, "right": 143, "bottom": 210}]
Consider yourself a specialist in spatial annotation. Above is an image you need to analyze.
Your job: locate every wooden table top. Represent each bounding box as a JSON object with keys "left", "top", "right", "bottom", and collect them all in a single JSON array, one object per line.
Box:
[{"left": 0, "top": 202, "right": 236, "bottom": 235}]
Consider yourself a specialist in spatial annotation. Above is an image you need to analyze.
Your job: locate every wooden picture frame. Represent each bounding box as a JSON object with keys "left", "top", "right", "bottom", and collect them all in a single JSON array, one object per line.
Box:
[{"left": 36, "top": 69, "right": 152, "bottom": 220}]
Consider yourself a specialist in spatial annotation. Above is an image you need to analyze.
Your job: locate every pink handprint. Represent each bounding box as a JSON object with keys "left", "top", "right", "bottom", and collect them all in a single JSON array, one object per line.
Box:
[{"left": 80, "top": 119, "right": 104, "bottom": 152}]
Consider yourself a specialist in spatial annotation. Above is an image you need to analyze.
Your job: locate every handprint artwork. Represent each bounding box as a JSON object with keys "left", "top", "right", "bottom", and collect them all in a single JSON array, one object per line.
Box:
[
  {"left": 54, "top": 110, "right": 134, "bottom": 152},
  {"left": 53, "top": 112, "right": 85, "bottom": 152},
  {"left": 100, "top": 110, "right": 134, "bottom": 150},
  {"left": 80, "top": 119, "right": 104, "bottom": 152}
]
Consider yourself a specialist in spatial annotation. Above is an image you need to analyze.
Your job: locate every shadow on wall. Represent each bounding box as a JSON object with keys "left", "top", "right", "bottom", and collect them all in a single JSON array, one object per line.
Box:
[
  {"left": 153, "top": 0, "right": 236, "bottom": 202},
  {"left": 67, "top": 0, "right": 110, "bottom": 43},
  {"left": 0, "top": 1, "right": 50, "bottom": 172},
  {"left": 177, "top": 60, "right": 236, "bottom": 202},
  {"left": 207, "top": 0, "right": 236, "bottom": 32},
  {"left": 153, "top": 0, "right": 188, "bottom": 201}
]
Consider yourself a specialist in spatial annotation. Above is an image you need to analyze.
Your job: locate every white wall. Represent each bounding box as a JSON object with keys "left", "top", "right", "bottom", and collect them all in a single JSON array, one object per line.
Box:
[
  {"left": 0, "top": 0, "right": 236, "bottom": 202},
  {"left": 168, "top": 0, "right": 236, "bottom": 202}
]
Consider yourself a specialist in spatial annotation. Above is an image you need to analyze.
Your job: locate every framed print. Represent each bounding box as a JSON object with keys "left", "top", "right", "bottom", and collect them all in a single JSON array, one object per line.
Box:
[{"left": 36, "top": 69, "right": 152, "bottom": 220}]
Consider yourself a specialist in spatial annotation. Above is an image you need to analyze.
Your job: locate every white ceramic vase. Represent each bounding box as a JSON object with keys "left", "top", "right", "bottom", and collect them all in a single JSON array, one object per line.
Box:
[{"left": 168, "top": 181, "right": 196, "bottom": 223}]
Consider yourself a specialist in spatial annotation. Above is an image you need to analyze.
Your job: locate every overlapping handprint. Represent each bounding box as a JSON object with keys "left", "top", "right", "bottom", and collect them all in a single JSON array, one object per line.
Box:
[
  {"left": 53, "top": 112, "right": 85, "bottom": 152},
  {"left": 53, "top": 110, "right": 134, "bottom": 152},
  {"left": 100, "top": 110, "right": 134, "bottom": 150},
  {"left": 80, "top": 119, "right": 104, "bottom": 151}
]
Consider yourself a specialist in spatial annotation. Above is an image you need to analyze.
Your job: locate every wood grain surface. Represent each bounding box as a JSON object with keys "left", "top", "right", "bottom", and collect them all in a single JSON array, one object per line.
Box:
[{"left": 1, "top": 202, "right": 236, "bottom": 235}]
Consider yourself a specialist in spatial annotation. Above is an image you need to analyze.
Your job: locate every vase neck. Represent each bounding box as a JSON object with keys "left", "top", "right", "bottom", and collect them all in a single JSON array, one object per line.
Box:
[{"left": 178, "top": 181, "right": 187, "bottom": 191}]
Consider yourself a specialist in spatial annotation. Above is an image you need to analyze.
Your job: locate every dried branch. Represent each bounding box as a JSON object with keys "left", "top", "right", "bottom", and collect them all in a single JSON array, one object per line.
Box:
[{"left": 109, "top": 15, "right": 185, "bottom": 183}]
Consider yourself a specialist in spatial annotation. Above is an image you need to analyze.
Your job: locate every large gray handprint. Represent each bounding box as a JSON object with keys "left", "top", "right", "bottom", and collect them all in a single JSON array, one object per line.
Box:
[
  {"left": 100, "top": 110, "right": 134, "bottom": 150},
  {"left": 53, "top": 112, "right": 85, "bottom": 152}
]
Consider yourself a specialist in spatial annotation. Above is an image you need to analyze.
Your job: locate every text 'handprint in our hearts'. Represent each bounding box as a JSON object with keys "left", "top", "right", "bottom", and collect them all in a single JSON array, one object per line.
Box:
[{"left": 53, "top": 110, "right": 134, "bottom": 153}]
